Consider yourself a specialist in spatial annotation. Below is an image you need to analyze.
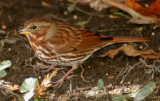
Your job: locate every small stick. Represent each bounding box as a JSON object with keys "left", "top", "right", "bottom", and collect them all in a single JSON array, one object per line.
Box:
[{"left": 102, "top": 0, "right": 160, "bottom": 26}]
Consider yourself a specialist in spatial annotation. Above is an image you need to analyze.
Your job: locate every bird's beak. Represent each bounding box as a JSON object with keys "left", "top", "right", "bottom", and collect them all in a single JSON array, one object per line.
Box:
[{"left": 18, "top": 29, "right": 30, "bottom": 35}]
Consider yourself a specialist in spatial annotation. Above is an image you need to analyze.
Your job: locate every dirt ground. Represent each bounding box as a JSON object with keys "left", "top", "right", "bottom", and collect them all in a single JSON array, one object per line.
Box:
[{"left": 0, "top": 0, "right": 160, "bottom": 101}]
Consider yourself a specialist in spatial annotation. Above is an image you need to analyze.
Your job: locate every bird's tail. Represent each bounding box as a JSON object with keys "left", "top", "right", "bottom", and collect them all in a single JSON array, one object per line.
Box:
[{"left": 109, "top": 36, "right": 149, "bottom": 43}]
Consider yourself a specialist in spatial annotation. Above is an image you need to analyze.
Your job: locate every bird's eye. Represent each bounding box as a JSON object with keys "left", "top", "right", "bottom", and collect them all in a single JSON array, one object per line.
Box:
[{"left": 32, "top": 25, "right": 37, "bottom": 29}]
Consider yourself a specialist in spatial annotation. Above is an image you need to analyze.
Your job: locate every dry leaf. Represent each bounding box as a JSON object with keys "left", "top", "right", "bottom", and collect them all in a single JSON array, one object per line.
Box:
[
  {"left": 108, "top": 75, "right": 115, "bottom": 79},
  {"left": 35, "top": 69, "right": 58, "bottom": 97},
  {"left": 126, "top": 0, "right": 160, "bottom": 17},
  {"left": 0, "top": 80, "right": 20, "bottom": 91},
  {"left": 0, "top": 69, "right": 58, "bottom": 98},
  {"left": 100, "top": 45, "right": 160, "bottom": 59},
  {"left": 8, "top": 85, "right": 20, "bottom": 91},
  {"left": 41, "top": 1, "right": 52, "bottom": 7}
]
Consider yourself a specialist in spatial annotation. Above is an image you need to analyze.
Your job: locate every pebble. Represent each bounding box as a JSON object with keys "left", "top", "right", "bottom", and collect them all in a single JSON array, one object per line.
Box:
[
  {"left": 8, "top": 48, "right": 11, "bottom": 51},
  {"left": 64, "top": 11, "right": 68, "bottom": 15},
  {"left": 1, "top": 24, "right": 7, "bottom": 30},
  {"left": 139, "top": 45, "right": 143, "bottom": 49},
  {"left": 73, "top": 15, "right": 78, "bottom": 19},
  {"left": 151, "top": 32, "right": 155, "bottom": 36}
]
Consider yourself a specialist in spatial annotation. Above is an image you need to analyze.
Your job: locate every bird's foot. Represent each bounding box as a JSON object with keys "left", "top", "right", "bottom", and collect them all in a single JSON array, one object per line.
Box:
[
  {"left": 52, "top": 74, "right": 75, "bottom": 88},
  {"left": 52, "top": 76, "right": 65, "bottom": 88},
  {"left": 33, "top": 64, "right": 64, "bottom": 72},
  {"left": 52, "top": 66, "right": 77, "bottom": 88}
]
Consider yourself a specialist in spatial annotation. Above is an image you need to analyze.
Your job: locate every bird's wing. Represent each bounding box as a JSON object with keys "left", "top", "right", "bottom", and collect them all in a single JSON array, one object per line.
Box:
[
  {"left": 75, "top": 31, "right": 113, "bottom": 51},
  {"left": 49, "top": 22, "right": 113, "bottom": 53}
]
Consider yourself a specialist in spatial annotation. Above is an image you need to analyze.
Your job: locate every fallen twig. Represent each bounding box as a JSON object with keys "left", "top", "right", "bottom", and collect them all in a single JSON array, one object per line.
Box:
[
  {"left": 116, "top": 62, "right": 141, "bottom": 83},
  {"left": 139, "top": 58, "right": 160, "bottom": 79},
  {"left": 102, "top": 0, "right": 160, "bottom": 27}
]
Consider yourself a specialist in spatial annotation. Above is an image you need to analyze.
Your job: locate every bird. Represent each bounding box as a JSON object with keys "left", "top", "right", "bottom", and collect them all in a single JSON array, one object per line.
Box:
[{"left": 19, "top": 18, "right": 149, "bottom": 87}]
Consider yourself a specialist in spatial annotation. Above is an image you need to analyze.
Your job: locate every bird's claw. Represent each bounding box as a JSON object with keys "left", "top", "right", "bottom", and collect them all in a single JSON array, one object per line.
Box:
[
  {"left": 52, "top": 77, "right": 65, "bottom": 88},
  {"left": 52, "top": 75, "right": 76, "bottom": 88}
]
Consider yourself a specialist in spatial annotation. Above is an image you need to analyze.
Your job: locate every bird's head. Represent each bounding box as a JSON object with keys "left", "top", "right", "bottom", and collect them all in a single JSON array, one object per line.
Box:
[{"left": 19, "top": 18, "right": 55, "bottom": 40}]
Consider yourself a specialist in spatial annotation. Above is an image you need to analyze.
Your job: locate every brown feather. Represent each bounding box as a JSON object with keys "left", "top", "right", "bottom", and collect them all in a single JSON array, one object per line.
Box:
[{"left": 50, "top": 21, "right": 149, "bottom": 52}]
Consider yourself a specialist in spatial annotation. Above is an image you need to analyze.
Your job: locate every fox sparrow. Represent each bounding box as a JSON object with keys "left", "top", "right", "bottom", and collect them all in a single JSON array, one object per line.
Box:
[{"left": 19, "top": 18, "right": 148, "bottom": 87}]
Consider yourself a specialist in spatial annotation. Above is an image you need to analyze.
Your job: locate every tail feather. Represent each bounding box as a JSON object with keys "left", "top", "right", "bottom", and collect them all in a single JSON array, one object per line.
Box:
[{"left": 109, "top": 37, "right": 149, "bottom": 43}]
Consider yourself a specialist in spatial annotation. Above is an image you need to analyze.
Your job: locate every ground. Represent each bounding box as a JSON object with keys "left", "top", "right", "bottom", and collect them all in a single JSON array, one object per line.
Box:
[{"left": 0, "top": 0, "right": 160, "bottom": 101}]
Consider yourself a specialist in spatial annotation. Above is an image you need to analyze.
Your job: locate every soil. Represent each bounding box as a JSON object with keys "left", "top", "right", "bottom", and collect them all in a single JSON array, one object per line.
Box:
[{"left": 0, "top": 0, "right": 160, "bottom": 101}]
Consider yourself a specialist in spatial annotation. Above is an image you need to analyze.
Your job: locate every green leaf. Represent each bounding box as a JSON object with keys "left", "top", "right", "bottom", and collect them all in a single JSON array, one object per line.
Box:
[
  {"left": 34, "top": 97, "right": 44, "bottom": 101},
  {"left": 86, "top": 90, "right": 98, "bottom": 96},
  {"left": 0, "top": 70, "right": 7, "bottom": 78},
  {"left": 145, "top": 69, "right": 152, "bottom": 74},
  {"left": 76, "top": 21, "right": 88, "bottom": 27},
  {"left": 130, "top": 91, "right": 139, "bottom": 98},
  {"left": 98, "top": 15, "right": 105, "bottom": 17},
  {"left": 129, "top": 42, "right": 137, "bottom": 47},
  {"left": 112, "top": 12, "right": 130, "bottom": 19},
  {"left": 20, "top": 77, "right": 38, "bottom": 101},
  {"left": 100, "top": 24, "right": 105, "bottom": 28},
  {"left": 67, "top": 3, "right": 76, "bottom": 12},
  {"left": 0, "top": 60, "right": 11, "bottom": 71},
  {"left": 134, "top": 82, "right": 155, "bottom": 101},
  {"left": 112, "top": 95, "right": 126, "bottom": 101},
  {"left": 20, "top": 77, "right": 38, "bottom": 93},
  {"left": 24, "top": 91, "right": 34, "bottom": 101},
  {"left": 34, "top": 98, "right": 38, "bottom": 101},
  {"left": 86, "top": 79, "right": 104, "bottom": 96},
  {"left": 134, "top": 27, "right": 144, "bottom": 32},
  {"left": 34, "top": 98, "right": 44, "bottom": 101},
  {"left": 97, "top": 79, "right": 104, "bottom": 90}
]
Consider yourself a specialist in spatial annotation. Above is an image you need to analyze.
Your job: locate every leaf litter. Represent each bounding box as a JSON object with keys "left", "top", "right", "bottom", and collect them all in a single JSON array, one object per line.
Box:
[
  {"left": 99, "top": 45, "right": 160, "bottom": 59},
  {"left": 0, "top": 69, "right": 58, "bottom": 99}
]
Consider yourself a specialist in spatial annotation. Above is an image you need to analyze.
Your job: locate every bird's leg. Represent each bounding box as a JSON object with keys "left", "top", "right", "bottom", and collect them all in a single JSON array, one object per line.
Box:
[
  {"left": 53, "top": 63, "right": 79, "bottom": 88},
  {"left": 33, "top": 64, "right": 64, "bottom": 72}
]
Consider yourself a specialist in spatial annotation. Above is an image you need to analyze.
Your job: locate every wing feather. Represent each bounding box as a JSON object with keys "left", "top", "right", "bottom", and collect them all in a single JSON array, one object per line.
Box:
[{"left": 49, "top": 22, "right": 112, "bottom": 52}]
